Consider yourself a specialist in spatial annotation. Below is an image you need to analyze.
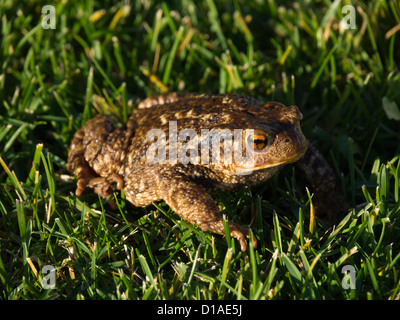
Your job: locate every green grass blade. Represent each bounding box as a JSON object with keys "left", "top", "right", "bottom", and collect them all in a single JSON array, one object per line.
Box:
[
  {"left": 162, "top": 25, "right": 184, "bottom": 85},
  {"left": 281, "top": 253, "right": 303, "bottom": 290},
  {"left": 218, "top": 247, "right": 233, "bottom": 299},
  {"left": 272, "top": 211, "right": 283, "bottom": 254},
  {"left": 26, "top": 143, "right": 43, "bottom": 186},
  {"left": 0, "top": 156, "right": 27, "bottom": 201}
]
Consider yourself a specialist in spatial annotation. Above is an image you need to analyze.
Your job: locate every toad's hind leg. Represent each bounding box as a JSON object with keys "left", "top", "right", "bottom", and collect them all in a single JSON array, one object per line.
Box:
[
  {"left": 67, "top": 124, "right": 99, "bottom": 197},
  {"left": 67, "top": 115, "right": 125, "bottom": 197}
]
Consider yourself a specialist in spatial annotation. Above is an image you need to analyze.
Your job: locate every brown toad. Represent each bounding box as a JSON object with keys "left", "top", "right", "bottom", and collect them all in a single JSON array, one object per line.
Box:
[{"left": 67, "top": 92, "right": 310, "bottom": 251}]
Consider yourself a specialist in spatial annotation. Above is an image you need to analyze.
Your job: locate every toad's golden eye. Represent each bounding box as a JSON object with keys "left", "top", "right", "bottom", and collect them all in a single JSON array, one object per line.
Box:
[{"left": 247, "top": 133, "right": 269, "bottom": 150}]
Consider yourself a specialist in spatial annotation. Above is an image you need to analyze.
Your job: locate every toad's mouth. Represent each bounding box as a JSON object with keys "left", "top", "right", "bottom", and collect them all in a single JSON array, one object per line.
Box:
[{"left": 234, "top": 142, "right": 308, "bottom": 174}]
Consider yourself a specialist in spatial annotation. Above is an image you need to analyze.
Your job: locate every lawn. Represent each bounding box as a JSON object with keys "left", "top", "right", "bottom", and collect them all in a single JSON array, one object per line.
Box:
[{"left": 0, "top": 0, "right": 399, "bottom": 300}]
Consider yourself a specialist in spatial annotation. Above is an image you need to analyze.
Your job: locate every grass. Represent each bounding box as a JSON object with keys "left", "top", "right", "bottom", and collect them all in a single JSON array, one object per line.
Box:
[{"left": 0, "top": 0, "right": 399, "bottom": 300}]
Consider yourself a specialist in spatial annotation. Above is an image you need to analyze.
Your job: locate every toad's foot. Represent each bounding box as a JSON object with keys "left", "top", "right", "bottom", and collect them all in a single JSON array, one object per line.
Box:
[
  {"left": 199, "top": 220, "right": 257, "bottom": 252},
  {"left": 87, "top": 173, "right": 124, "bottom": 198}
]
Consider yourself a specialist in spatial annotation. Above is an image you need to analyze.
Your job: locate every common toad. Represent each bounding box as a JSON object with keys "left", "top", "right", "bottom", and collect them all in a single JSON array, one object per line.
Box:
[{"left": 67, "top": 93, "right": 319, "bottom": 251}]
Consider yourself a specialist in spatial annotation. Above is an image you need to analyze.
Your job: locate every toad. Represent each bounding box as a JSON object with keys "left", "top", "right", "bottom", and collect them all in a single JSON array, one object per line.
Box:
[{"left": 67, "top": 92, "right": 346, "bottom": 251}]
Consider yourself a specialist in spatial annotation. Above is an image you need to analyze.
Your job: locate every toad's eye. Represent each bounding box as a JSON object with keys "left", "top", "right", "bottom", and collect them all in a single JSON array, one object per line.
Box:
[{"left": 247, "top": 133, "right": 270, "bottom": 150}]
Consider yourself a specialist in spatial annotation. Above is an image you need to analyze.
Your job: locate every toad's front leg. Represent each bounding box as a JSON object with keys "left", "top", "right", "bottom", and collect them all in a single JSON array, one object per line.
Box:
[{"left": 157, "top": 171, "right": 256, "bottom": 251}]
